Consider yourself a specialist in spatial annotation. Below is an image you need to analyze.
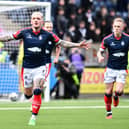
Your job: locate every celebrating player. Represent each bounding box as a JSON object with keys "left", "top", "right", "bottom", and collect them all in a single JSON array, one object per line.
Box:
[
  {"left": 0, "top": 11, "right": 91, "bottom": 126},
  {"left": 97, "top": 17, "right": 129, "bottom": 119}
]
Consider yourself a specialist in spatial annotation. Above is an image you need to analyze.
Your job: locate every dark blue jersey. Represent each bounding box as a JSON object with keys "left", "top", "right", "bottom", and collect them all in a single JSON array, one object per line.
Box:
[
  {"left": 44, "top": 32, "right": 59, "bottom": 64},
  {"left": 100, "top": 33, "right": 129, "bottom": 70},
  {"left": 13, "top": 28, "right": 60, "bottom": 68}
]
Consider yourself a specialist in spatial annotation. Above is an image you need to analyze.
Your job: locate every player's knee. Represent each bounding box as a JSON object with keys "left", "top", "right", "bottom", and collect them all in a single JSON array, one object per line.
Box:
[
  {"left": 24, "top": 94, "right": 33, "bottom": 99},
  {"left": 115, "top": 91, "right": 123, "bottom": 96},
  {"left": 105, "top": 93, "right": 112, "bottom": 97},
  {"left": 39, "top": 78, "right": 45, "bottom": 86},
  {"left": 33, "top": 88, "right": 42, "bottom": 95},
  {"left": 34, "top": 78, "right": 45, "bottom": 87}
]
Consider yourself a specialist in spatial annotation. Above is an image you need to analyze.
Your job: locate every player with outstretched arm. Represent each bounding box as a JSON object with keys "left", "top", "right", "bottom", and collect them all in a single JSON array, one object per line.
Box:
[{"left": 0, "top": 11, "right": 91, "bottom": 125}]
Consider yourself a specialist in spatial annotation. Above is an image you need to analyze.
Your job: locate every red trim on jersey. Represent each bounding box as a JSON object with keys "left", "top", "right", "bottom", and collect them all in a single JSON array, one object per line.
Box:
[
  {"left": 42, "top": 27, "right": 60, "bottom": 43},
  {"left": 114, "top": 36, "right": 122, "bottom": 40},
  {"left": 13, "top": 31, "right": 21, "bottom": 39},
  {"left": 21, "top": 67, "right": 24, "bottom": 87},
  {"left": 45, "top": 63, "right": 52, "bottom": 80},
  {"left": 123, "top": 32, "right": 129, "bottom": 37},
  {"left": 51, "top": 32, "right": 60, "bottom": 43},
  {"left": 101, "top": 33, "right": 113, "bottom": 49},
  {"left": 104, "top": 67, "right": 107, "bottom": 73},
  {"left": 32, "top": 30, "right": 40, "bottom": 35},
  {"left": 100, "top": 41, "right": 106, "bottom": 49},
  {"left": 13, "top": 27, "right": 31, "bottom": 39},
  {"left": 126, "top": 69, "right": 128, "bottom": 74}
]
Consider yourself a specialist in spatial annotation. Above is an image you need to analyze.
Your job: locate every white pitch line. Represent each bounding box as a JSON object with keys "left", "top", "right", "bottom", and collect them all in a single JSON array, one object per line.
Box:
[{"left": 0, "top": 106, "right": 129, "bottom": 110}]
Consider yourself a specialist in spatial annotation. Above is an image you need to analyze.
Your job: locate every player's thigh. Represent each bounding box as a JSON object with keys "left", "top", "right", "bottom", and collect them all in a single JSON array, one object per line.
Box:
[
  {"left": 104, "top": 68, "right": 116, "bottom": 84},
  {"left": 115, "top": 82, "right": 125, "bottom": 92},
  {"left": 105, "top": 83, "right": 114, "bottom": 94},
  {"left": 116, "top": 70, "right": 127, "bottom": 91},
  {"left": 116, "top": 69, "right": 127, "bottom": 84},
  {"left": 23, "top": 68, "right": 33, "bottom": 94},
  {"left": 33, "top": 65, "right": 46, "bottom": 88}
]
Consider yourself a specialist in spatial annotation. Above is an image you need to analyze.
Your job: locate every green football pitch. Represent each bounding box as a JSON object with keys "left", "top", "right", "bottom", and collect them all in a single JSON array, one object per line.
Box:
[{"left": 0, "top": 98, "right": 129, "bottom": 129}]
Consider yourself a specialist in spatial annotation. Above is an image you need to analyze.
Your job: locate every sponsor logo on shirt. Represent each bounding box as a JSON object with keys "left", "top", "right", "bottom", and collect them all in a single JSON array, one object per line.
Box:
[
  {"left": 112, "top": 52, "right": 125, "bottom": 57},
  {"left": 28, "top": 47, "right": 41, "bottom": 52}
]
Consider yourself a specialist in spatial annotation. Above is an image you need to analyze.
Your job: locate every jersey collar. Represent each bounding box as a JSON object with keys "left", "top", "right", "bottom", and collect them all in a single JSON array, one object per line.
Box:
[
  {"left": 31, "top": 28, "right": 42, "bottom": 35},
  {"left": 113, "top": 33, "right": 122, "bottom": 40}
]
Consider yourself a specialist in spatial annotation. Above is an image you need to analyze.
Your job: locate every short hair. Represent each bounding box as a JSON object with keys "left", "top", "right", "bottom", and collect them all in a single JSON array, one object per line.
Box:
[
  {"left": 31, "top": 11, "right": 43, "bottom": 19},
  {"left": 43, "top": 21, "right": 53, "bottom": 25},
  {"left": 113, "top": 17, "right": 124, "bottom": 24}
]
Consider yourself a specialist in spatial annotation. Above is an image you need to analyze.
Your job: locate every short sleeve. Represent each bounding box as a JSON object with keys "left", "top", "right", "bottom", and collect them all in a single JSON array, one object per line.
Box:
[
  {"left": 100, "top": 38, "right": 107, "bottom": 51},
  {"left": 13, "top": 29, "right": 24, "bottom": 40},
  {"left": 50, "top": 32, "right": 61, "bottom": 46}
]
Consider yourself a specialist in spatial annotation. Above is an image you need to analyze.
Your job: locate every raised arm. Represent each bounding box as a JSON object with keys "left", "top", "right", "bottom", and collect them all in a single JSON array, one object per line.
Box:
[
  {"left": 0, "top": 35, "right": 14, "bottom": 42},
  {"left": 59, "top": 39, "right": 92, "bottom": 49}
]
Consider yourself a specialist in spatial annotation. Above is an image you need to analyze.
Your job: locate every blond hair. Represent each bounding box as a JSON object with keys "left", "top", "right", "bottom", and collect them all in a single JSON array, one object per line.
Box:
[
  {"left": 113, "top": 17, "right": 124, "bottom": 24},
  {"left": 31, "top": 11, "right": 43, "bottom": 19}
]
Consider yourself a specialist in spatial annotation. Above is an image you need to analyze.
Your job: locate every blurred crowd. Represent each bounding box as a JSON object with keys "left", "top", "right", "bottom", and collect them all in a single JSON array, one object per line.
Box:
[
  {"left": 6, "top": 0, "right": 129, "bottom": 43},
  {"left": 52, "top": 0, "right": 129, "bottom": 43}
]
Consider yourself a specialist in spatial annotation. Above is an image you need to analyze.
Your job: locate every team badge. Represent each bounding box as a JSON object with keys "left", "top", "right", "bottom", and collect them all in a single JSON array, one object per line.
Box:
[
  {"left": 39, "top": 35, "right": 42, "bottom": 40},
  {"left": 121, "top": 41, "right": 125, "bottom": 46},
  {"left": 48, "top": 41, "right": 52, "bottom": 45}
]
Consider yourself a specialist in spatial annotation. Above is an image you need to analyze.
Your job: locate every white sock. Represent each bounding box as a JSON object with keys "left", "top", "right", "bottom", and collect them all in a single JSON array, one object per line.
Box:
[{"left": 31, "top": 114, "right": 36, "bottom": 120}]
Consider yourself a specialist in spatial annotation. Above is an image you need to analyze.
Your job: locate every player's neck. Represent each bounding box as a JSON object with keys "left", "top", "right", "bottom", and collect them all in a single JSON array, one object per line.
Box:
[
  {"left": 114, "top": 33, "right": 122, "bottom": 38},
  {"left": 32, "top": 27, "right": 41, "bottom": 32}
]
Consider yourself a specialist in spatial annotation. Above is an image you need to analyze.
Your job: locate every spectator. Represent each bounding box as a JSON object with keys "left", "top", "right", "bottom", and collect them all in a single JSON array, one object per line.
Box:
[
  {"left": 66, "top": 24, "right": 82, "bottom": 42},
  {"left": 56, "top": 6, "right": 67, "bottom": 38},
  {"left": 67, "top": 12, "right": 78, "bottom": 28},
  {"left": 53, "top": 60, "right": 80, "bottom": 99},
  {"left": 78, "top": 20, "right": 87, "bottom": 40},
  {"left": 65, "top": 0, "right": 78, "bottom": 19},
  {"left": 69, "top": 48, "right": 85, "bottom": 96},
  {"left": 94, "top": 28, "right": 102, "bottom": 42},
  {"left": 86, "top": 22, "right": 96, "bottom": 42}
]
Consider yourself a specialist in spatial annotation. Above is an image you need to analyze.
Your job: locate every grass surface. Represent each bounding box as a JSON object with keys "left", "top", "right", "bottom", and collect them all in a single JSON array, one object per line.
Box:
[{"left": 0, "top": 98, "right": 129, "bottom": 129}]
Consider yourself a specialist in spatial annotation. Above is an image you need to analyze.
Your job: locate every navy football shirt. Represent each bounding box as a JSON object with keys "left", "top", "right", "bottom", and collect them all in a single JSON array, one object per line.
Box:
[
  {"left": 43, "top": 32, "right": 60, "bottom": 64},
  {"left": 100, "top": 33, "right": 129, "bottom": 70},
  {"left": 13, "top": 28, "right": 60, "bottom": 68}
]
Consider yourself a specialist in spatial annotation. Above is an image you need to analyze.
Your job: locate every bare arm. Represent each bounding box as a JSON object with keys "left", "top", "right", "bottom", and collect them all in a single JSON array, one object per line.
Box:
[
  {"left": 53, "top": 46, "right": 61, "bottom": 63},
  {"left": 0, "top": 35, "right": 14, "bottom": 42},
  {"left": 97, "top": 48, "right": 105, "bottom": 63},
  {"left": 60, "top": 40, "right": 80, "bottom": 48},
  {"left": 59, "top": 39, "right": 92, "bottom": 49}
]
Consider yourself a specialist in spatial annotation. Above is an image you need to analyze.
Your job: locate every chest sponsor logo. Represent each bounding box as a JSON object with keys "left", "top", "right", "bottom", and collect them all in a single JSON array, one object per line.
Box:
[
  {"left": 112, "top": 52, "right": 125, "bottom": 57},
  {"left": 27, "top": 34, "right": 32, "bottom": 39},
  {"left": 111, "top": 42, "right": 115, "bottom": 46},
  {"left": 28, "top": 47, "right": 41, "bottom": 52}
]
